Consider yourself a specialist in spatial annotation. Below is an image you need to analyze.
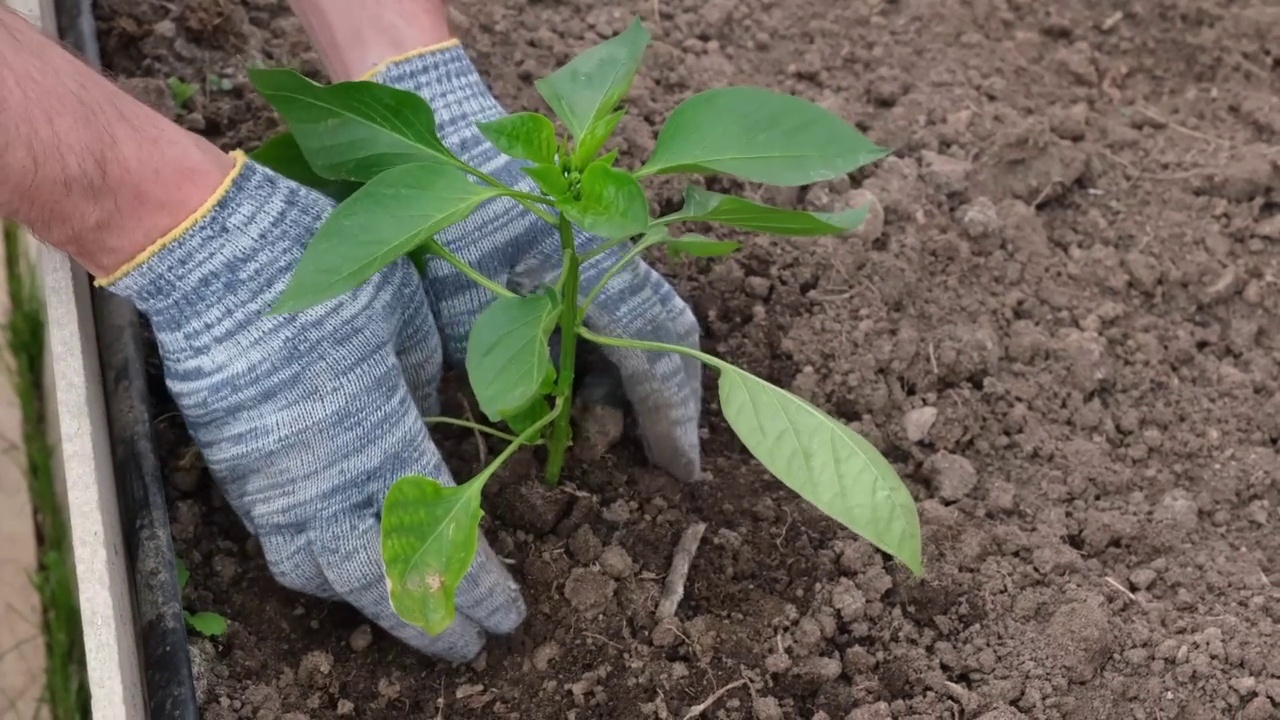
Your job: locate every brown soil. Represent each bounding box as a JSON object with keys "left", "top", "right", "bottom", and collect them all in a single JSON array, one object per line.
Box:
[{"left": 95, "top": 0, "right": 1280, "bottom": 718}]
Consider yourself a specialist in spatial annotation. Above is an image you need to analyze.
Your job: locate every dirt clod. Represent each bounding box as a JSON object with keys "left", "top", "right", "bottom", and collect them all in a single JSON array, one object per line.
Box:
[
  {"left": 921, "top": 452, "right": 978, "bottom": 502},
  {"left": 597, "top": 545, "right": 634, "bottom": 579},
  {"left": 563, "top": 568, "right": 615, "bottom": 618}
]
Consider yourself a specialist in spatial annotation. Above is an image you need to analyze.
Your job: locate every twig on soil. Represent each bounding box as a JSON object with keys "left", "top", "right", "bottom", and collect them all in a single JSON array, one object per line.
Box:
[
  {"left": 583, "top": 631, "right": 624, "bottom": 650},
  {"left": 1104, "top": 576, "right": 1137, "bottom": 603},
  {"left": 1099, "top": 10, "right": 1124, "bottom": 32},
  {"left": 657, "top": 521, "right": 707, "bottom": 621},
  {"left": 1136, "top": 106, "right": 1229, "bottom": 147},
  {"left": 775, "top": 508, "right": 792, "bottom": 550},
  {"left": 458, "top": 394, "right": 488, "bottom": 465},
  {"left": 680, "top": 679, "right": 746, "bottom": 720}
]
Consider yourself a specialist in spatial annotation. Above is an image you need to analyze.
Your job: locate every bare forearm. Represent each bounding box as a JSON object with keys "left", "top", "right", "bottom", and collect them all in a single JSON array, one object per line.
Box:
[
  {"left": 0, "top": 8, "right": 230, "bottom": 277},
  {"left": 287, "top": 0, "right": 455, "bottom": 81}
]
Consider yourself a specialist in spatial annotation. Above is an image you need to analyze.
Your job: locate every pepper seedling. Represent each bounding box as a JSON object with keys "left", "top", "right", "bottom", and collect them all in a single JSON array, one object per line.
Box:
[
  {"left": 176, "top": 558, "right": 229, "bottom": 638},
  {"left": 248, "top": 18, "right": 922, "bottom": 636}
]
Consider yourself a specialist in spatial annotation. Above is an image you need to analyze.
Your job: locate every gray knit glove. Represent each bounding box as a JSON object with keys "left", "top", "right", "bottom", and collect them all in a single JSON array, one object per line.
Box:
[
  {"left": 373, "top": 42, "right": 703, "bottom": 482},
  {"left": 101, "top": 156, "right": 524, "bottom": 662}
]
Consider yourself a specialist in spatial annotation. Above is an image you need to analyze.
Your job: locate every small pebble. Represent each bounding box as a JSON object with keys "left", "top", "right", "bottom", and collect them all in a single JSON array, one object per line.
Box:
[
  {"left": 902, "top": 406, "right": 938, "bottom": 443},
  {"left": 348, "top": 624, "right": 373, "bottom": 653},
  {"left": 336, "top": 699, "right": 355, "bottom": 716},
  {"left": 1129, "top": 567, "right": 1157, "bottom": 591}
]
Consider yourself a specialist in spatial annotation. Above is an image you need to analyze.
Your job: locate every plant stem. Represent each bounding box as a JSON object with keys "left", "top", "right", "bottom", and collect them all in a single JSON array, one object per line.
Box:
[
  {"left": 423, "top": 416, "right": 534, "bottom": 444},
  {"left": 458, "top": 162, "right": 558, "bottom": 226},
  {"left": 422, "top": 238, "right": 516, "bottom": 298},
  {"left": 578, "top": 326, "right": 723, "bottom": 369},
  {"left": 581, "top": 233, "right": 664, "bottom": 311},
  {"left": 544, "top": 214, "right": 581, "bottom": 485},
  {"left": 470, "top": 397, "right": 565, "bottom": 492}
]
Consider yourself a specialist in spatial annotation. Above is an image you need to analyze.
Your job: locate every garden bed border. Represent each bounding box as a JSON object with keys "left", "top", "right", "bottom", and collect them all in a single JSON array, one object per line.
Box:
[{"left": 17, "top": 0, "right": 201, "bottom": 715}]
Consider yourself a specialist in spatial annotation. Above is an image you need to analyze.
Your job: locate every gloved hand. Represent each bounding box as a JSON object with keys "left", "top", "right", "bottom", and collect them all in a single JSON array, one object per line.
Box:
[
  {"left": 369, "top": 41, "right": 704, "bottom": 482},
  {"left": 100, "top": 154, "right": 525, "bottom": 662}
]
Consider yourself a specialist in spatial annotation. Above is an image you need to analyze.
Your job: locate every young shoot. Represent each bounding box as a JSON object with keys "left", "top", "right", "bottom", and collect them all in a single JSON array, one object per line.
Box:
[{"left": 249, "top": 18, "right": 922, "bottom": 636}]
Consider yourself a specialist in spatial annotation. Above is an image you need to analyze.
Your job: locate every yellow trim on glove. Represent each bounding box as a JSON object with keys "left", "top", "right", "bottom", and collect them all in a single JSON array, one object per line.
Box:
[
  {"left": 96, "top": 149, "right": 248, "bottom": 287},
  {"left": 359, "top": 38, "right": 462, "bottom": 81}
]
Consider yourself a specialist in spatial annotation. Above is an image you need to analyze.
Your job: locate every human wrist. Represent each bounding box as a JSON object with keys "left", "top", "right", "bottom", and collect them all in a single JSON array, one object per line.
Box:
[
  {"left": 288, "top": 0, "right": 455, "bottom": 82},
  {"left": 0, "top": 9, "right": 233, "bottom": 278}
]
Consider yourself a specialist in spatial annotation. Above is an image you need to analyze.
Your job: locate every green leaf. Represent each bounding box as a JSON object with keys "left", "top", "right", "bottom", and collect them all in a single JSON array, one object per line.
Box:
[
  {"left": 175, "top": 558, "right": 189, "bottom": 592},
  {"left": 534, "top": 18, "right": 650, "bottom": 139},
  {"left": 572, "top": 109, "right": 625, "bottom": 167},
  {"left": 272, "top": 163, "right": 504, "bottom": 314},
  {"left": 664, "top": 233, "right": 741, "bottom": 259},
  {"left": 466, "top": 291, "right": 560, "bottom": 422},
  {"left": 504, "top": 396, "right": 553, "bottom": 436},
  {"left": 249, "top": 68, "right": 459, "bottom": 182},
  {"left": 380, "top": 477, "right": 483, "bottom": 635},
  {"left": 522, "top": 163, "right": 570, "bottom": 198},
  {"left": 184, "top": 611, "right": 228, "bottom": 637},
  {"left": 558, "top": 163, "right": 649, "bottom": 240},
  {"left": 715, "top": 365, "right": 922, "bottom": 574},
  {"left": 662, "top": 185, "right": 869, "bottom": 236},
  {"left": 251, "top": 132, "right": 362, "bottom": 201},
  {"left": 478, "top": 112, "right": 558, "bottom": 165},
  {"left": 167, "top": 76, "right": 197, "bottom": 109},
  {"left": 637, "top": 87, "right": 890, "bottom": 186}
]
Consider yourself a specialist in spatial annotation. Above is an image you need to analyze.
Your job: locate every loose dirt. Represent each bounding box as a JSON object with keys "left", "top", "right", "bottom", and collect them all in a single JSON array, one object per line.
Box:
[{"left": 95, "top": 0, "right": 1280, "bottom": 717}]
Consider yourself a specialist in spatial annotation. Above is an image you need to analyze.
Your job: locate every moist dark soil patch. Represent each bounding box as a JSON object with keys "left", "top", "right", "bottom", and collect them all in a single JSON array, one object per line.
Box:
[{"left": 97, "top": 0, "right": 1280, "bottom": 718}]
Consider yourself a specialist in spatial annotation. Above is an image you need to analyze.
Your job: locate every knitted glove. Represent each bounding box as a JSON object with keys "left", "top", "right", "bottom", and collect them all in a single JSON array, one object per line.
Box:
[
  {"left": 100, "top": 154, "right": 525, "bottom": 662},
  {"left": 370, "top": 41, "right": 703, "bottom": 482}
]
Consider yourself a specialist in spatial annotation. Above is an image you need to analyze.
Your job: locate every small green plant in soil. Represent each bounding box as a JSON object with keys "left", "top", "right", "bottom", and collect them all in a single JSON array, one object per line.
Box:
[
  {"left": 248, "top": 19, "right": 922, "bottom": 636},
  {"left": 166, "top": 76, "right": 198, "bottom": 110},
  {"left": 175, "top": 558, "right": 228, "bottom": 638}
]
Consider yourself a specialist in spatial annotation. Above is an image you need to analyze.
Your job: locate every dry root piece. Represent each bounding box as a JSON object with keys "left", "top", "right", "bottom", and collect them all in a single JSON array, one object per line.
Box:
[{"left": 656, "top": 521, "right": 707, "bottom": 621}]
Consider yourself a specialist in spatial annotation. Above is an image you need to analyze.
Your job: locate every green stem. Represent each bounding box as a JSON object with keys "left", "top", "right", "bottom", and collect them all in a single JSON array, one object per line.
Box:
[
  {"left": 460, "top": 162, "right": 558, "bottom": 226},
  {"left": 581, "top": 234, "right": 664, "bottom": 311},
  {"left": 544, "top": 214, "right": 581, "bottom": 485},
  {"left": 469, "top": 398, "right": 565, "bottom": 493},
  {"left": 423, "top": 416, "right": 535, "bottom": 444},
  {"left": 580, "top": 234, "right": 631, "bottom": 262},
  {"left": 422, "top": 238, "right": 516, "bottom": 298},
  {"left": 578, "top": 327, "right": 724, "bottom": 369}
]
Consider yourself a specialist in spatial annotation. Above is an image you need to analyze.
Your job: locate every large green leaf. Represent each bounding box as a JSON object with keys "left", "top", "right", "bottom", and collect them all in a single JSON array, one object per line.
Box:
[
  {"left": 250, "top": 132, "right": 363, "bottom": 201},
  {"left": 534, "top": 18, "right": 650, "bottom": 139},
  {"left": 271, "top": 163, "right": 503, "bottom": 314},
  {"left": 637, "top": 87, "right": 890, "bottom": 186},
  {"left": 249, "top": 68, "right": 458, "bottom": 182},
  {"left": 715, "top": 365, "right": 922, "bottom": 573},
  {"left": 466, "top": 291, "right": 560, "bottom": 422},
  {"left": 380, "top": 476, "right": 483, "bottom": 635},
  {"left": 662, "top": 186, "right": 869, "bottom": 236},
  {"left": 477, "top": 112, "right": 558, "bottom": 165},
  {"left": 558, "top": 162, "right": 649, "bottom": 240}
]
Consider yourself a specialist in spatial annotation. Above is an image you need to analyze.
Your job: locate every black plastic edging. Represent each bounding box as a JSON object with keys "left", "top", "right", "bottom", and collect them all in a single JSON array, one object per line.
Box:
[{"left": 51, "top": 0, "right": 202, "bottom": 716}]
